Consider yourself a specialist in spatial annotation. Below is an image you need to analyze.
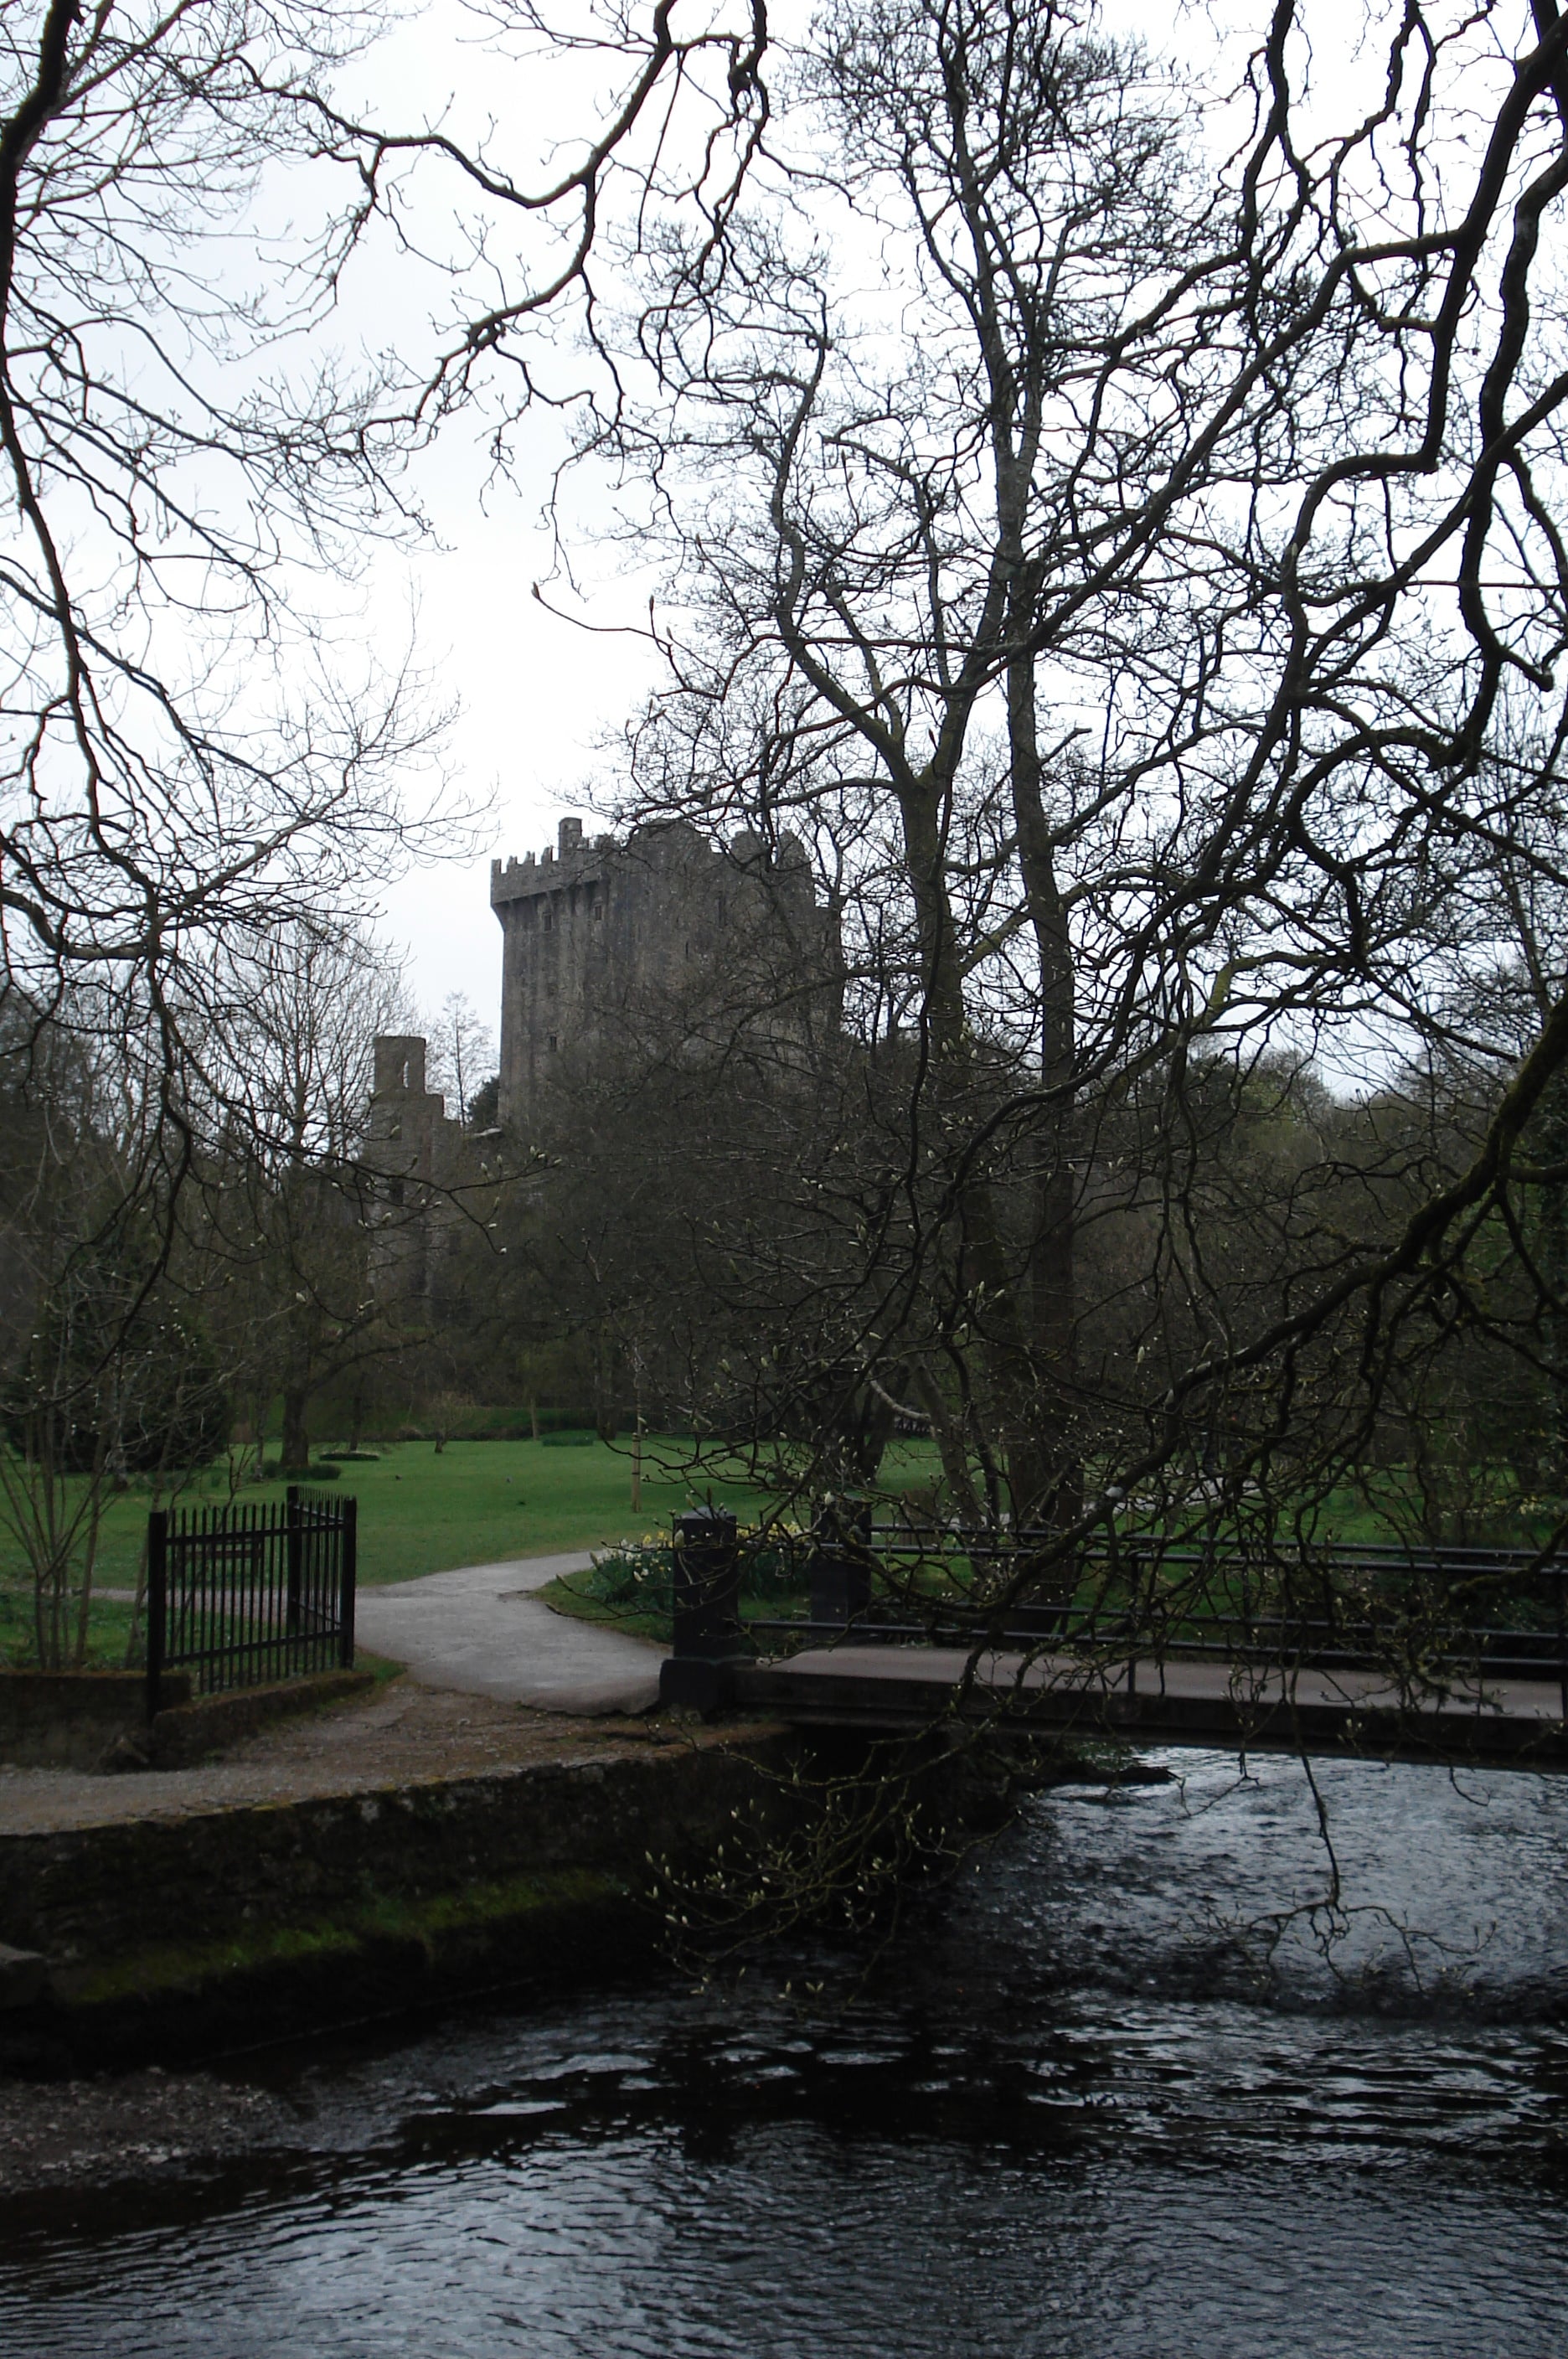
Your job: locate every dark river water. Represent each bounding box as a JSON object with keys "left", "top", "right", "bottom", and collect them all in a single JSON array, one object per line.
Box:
[{"left": 6, "top": 1747, "right": 1568, "bottom": 2356}]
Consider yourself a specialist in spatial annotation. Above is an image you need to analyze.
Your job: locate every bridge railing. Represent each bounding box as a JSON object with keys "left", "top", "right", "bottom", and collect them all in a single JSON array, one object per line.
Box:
[{"left": 747, "top": 1525, "right": 1568, "bottom": 1716}]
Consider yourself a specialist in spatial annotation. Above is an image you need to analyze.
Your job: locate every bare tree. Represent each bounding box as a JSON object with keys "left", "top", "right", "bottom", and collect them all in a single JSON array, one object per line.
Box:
[
  {"left": 427, "top": 994, "right": 497, "bottom": 1127},
  {"left": 0, "top": 0, "right": 772, "bottom": 1657},
  {"left": 560, "top": 0, "right": 1568, "bottom": 1592},
  {"left": 0, "top": 0, "right": 771, "bottom": 1247},
  {"left": 186, "top": 923, "right": 420, "bottom": 1474}
]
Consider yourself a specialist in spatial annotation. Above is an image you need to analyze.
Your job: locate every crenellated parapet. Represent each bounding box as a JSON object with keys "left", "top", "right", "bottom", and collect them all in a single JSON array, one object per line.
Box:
[
  {"left": 488, "top": 813, "right": 840, "bottom": 1131},
  {"left": 490, "top": 818, "right": 618, "bottom": 906}
]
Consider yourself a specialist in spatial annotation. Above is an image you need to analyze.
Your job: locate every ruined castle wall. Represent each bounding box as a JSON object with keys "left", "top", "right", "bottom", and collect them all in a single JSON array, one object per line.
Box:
[
  {"left": 365, "top": 1036, "right": 460, "bottom": 1185},
  {"left": 364, "top": 1033, "right": 471, "bottom": 1305}
]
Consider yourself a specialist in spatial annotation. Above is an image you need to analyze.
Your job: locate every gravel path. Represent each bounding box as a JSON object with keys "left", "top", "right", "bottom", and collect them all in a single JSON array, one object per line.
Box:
[
  {"left": 354, "top": 1551, "right": 662, "bottom": 1716},
  {"left": 0, "top": 1682, "right": 685, "bottom": 1837},
  {"left": 0, "top": 1554, "right": 668, "bottom": 1840}
]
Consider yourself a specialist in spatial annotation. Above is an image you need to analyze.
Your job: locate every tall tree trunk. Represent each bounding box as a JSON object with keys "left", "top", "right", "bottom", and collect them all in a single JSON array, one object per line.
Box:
[
  {"left": 896, "top": 769, "right": 1059, "bottom": 1532},
  {"left": 1007, "top": 618, "right": 1081, "bottom": 1532},
  {"left": 593, "top": 1324, "right": 621, "bottom": 1443},
  {"left": 280, "top": 1386, "right": 310, "bottom": 1474},
  {"left": 1534, "top": 1064, "right": 1568, "bottom": 1490},
  {"left": 911, "top": 1363, "right": 982, "bottom": 1520}
]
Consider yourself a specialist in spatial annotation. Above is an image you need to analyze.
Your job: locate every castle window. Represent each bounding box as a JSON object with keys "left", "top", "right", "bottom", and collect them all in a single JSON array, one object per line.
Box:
[
  {"left": 542, "top": 911, "right": 553, "bottom": 932},
  {"left": 593, "top": 899, "right": 604, "bottom": 921},
  {"left": 547, "top": 1033, "right": 559, "bottom": 1052}
]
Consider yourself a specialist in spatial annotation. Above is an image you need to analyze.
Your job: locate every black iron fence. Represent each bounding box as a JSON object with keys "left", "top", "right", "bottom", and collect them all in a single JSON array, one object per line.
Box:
[
  {"left": 146, "top": 1485, "right": 356, "bottom": 1716},
  {"left": 743, "top": 1520, "right": 1568, "bottom": 1717}
]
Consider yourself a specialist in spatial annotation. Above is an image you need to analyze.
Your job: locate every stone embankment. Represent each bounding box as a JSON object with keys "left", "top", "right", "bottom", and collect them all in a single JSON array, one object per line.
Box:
[
  {"left": 0, "top": 1666, "right": 375, "bottom": 1772},
  {"left": 0, "top": 1676, "right": 793, "bottom": 2070}
]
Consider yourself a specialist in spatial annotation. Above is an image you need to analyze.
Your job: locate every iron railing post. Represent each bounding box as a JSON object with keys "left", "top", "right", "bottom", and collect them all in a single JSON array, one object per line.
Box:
[
  {"left": 340, "top": 1494, "right": 357, "bottom": 1669},
  {"left": 146, "top": 1510, "right": 168, "bottom": 1722},
  {"left": 285, "top": 1484, "right": 302, "bottom": 1639},
  {"left": 809, "top": 1494, "right": 873, "bottom": 1629}
]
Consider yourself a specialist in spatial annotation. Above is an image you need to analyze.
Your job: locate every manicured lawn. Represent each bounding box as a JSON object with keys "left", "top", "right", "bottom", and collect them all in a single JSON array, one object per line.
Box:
[
  {"left": 0, "top": 1435, "right": 790, "bottom": 1605},
  {"left": 3, "top": 1438, "right": 1549, "bottom": 1606},
  {"left": 342, "top": 1436, "right": 789, "bottom": 1584},
  {"left": 0, "top": 1434, "right": 948, "bottom": 1662},
  {"left": 8, "top": 1434, "right": 1550, "bottom": 1666}
]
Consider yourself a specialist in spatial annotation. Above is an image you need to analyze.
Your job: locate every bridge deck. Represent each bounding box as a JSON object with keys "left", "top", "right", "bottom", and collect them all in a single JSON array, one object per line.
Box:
[{"left": 732, "top": 1644, "right": 1568, "bottom": 1765}]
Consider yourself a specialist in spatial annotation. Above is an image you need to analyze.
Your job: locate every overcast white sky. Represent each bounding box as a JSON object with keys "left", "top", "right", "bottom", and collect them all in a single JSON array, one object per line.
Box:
[
  {"left": 369, "top": 423, "right": 659, "bottom": 1036},
  {"left": 317, "top": 3, "right": 718, "bottom": 1043}
]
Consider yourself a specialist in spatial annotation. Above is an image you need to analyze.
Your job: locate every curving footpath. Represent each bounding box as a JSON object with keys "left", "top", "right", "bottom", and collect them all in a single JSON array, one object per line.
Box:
[{"left": 354, "top": 1551, "right": 663, "bottom": 1716}]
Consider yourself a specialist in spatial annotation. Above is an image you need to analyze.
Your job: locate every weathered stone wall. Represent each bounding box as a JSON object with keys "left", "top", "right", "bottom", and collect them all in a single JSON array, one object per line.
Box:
[
  {"left": 0, "top": 1672, "right": 191, "bottom": 1770},
  {"left": 363, "top": 1033, "right": 484, "bottom": 1309},
  {"left": 0, "top": 1727, "right": 797, "bottom": 2061},
  {"left": 365, "top": 1035, "right": 466, "bottom": 1189},
  {"left": 0, "top": 1670, "right": 369, "bottom": 1773},
  {"left": 490, "top": 817, "right": 840, "bottom": 1133}
]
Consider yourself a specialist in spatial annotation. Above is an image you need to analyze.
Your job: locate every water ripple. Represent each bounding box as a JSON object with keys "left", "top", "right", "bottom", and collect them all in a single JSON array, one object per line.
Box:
[{"left": 5, "top": 1749, "right": 1568, "bottom": 2356}]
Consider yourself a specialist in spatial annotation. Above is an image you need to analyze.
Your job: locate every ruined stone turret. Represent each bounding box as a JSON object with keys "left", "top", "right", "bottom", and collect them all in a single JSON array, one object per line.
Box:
[
  {"left": 364, "top": 1033, "right": 471, "bottom": 1304},
  {"left": 365, "top": 1036, "right": 460, "bottom": 1184}
]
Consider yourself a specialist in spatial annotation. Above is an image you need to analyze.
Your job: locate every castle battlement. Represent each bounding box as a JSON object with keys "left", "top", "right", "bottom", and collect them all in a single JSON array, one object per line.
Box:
[
  {"left": 491, "top": 818, "right": 622, "bottom": 905},
  {"left": 489, "top": 814, "right": 838, "bottom": 1129}
]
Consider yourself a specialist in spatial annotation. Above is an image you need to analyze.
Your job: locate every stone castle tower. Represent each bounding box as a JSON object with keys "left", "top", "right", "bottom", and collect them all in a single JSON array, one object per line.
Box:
[
  {"left": 490, "top": 816, "right": 840, "bottom": 1131},
  {"left": 364, "top": 1035, "right": 466, "bottom": 1188},
  {"left": 362, "top": 1034, "right": 474, "bottom": 1303}
]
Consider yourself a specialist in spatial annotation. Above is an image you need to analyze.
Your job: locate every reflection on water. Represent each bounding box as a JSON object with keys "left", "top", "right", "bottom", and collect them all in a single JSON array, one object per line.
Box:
[{"left": 5, "top": 1749, "right": 1568, "bottom": 2357}]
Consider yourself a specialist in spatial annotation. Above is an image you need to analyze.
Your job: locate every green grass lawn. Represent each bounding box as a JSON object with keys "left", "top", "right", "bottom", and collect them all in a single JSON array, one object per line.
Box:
[
  {"left": 20, "top": 1435, "right": 1510, "bottom": 1615},
  {"left": 0, "top": 1587, "right": 141, "bottom": 1671},
  {"left": 0, "top": 1434, "right": 947, "bottom": 1664},
  {"left": 3, "top": 1437, "right": 1550, "bottom": 1602},
  {"left": 0, "top": 1434, "right": 799, "bottom": 1603},
  {"left": 345, "top": 1436, "right": 793, "bottom": 1584},
  {"left": 23, "top": 1432, "right": 1523, "bottom": 1669}
]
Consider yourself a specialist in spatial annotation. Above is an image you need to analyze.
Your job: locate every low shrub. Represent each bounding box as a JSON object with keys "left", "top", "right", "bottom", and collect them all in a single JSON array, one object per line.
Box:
[{"left": 580, "top": 1526, "right": 811, "bottom": 1613}]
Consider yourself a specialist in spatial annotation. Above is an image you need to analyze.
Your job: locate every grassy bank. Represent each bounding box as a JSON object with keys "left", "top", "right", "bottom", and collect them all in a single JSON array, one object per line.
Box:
[
  {"left": 0, "top": 1434, "right": 792, "bottom": 1602},
  {"left": 13, "top": 1432, "right": 1520, "bottom": 1667}
]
